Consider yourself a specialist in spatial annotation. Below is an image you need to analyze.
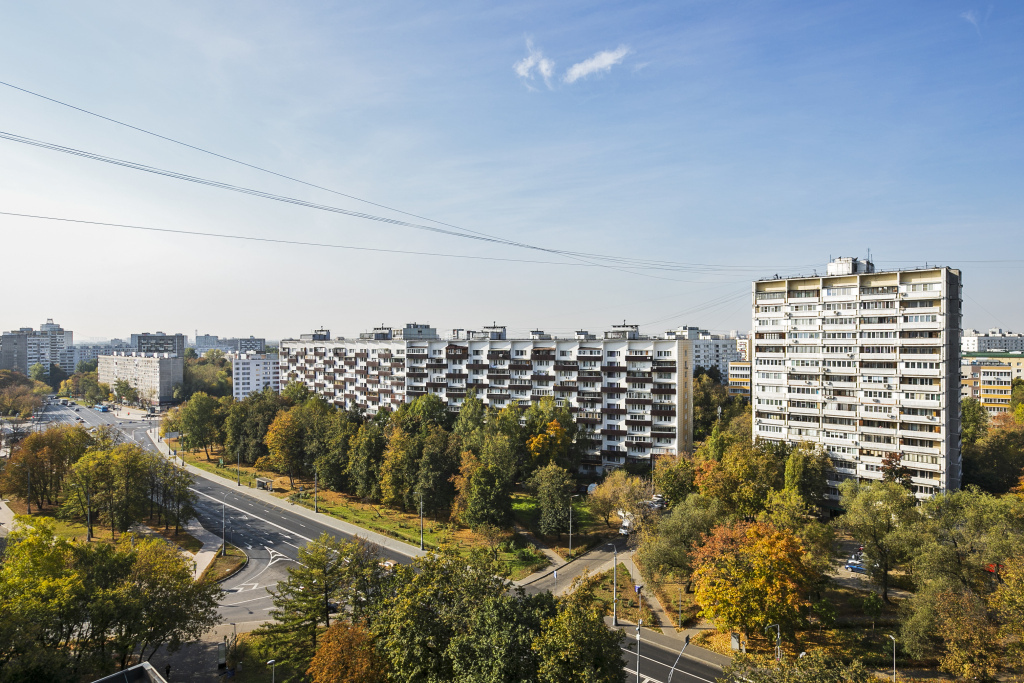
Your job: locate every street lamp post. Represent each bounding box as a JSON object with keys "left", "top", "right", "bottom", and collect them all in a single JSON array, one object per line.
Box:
[
  {"left": 237, "top": 447, "right": 241, "bottom": 487},
  {"left": 267, "top": 659, "right": 276, "bottom": 683},
  {"left": 635, "top": 620, "right": 642, "bottom": 683},
  {"left": 314, "top": 469, "right": 318, "bottom": 513},
  {"left": 416, "top": 491, "right": 424, "bottom": 551},
  {"left": 568, "top": 494, "right": 580, "bottom": 558},
  {"left": 888, "top": 635, "right": 897, "bottom": 682},
  {"left": 607, "top": 542, "right": 618, "bottom": 626},
  {"left": 666, "top": 634, "right": 691, "bottom": 683},
  {"left": 765, "top": 624, "right": 781, "bottom": 662}
]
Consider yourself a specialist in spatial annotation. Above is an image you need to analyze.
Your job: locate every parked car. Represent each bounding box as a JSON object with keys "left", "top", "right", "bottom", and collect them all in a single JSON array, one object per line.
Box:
[{"left": 845, "top": 563, "right": 868, "bottom": 574}]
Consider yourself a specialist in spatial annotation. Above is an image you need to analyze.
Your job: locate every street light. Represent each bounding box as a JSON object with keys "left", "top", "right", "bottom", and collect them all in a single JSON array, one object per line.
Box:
[
  {"left": 314, "top": 469, "right": 318, "bottom": 513},
  {"left": 666, "top": 634, "right": 690, "bottom": 683},
  {"left": 221, "top": 492, "right": 231, "bottom": 557},
  {"left": 267, "top": 659, "right": 276, "bottom": 683},
  {"left": 416, "top": 491, "right": 424, "bottom": 551},
  {"left": 765, "top": 623, "right": 781, "bottom": 662},
  {"left": 888, "top": 635, "right": 897, "bottom": 682},
  {"left": 568, "top": 494, "right": 580, "bottom": 558},
  {"left": 635, "top": 620, "right": 643, "bottom": 683},
  {"left": 607, "top": 542, "right": 618, "bottom": 626}
]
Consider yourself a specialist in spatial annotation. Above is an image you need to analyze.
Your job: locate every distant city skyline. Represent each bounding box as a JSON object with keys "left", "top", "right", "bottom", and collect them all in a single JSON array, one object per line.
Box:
[{"left": 2, "top": 2, "right": 1021, "bottom": 337}]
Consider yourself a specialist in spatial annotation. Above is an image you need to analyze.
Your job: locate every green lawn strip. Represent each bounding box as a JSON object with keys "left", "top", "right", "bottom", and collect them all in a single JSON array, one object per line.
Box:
[
  {"left": 589, "top": 563, "right": 663, "bottom": 633},
  {"left": 201, "top": 543, "right": 248, "bottom": 583},
  {"left": 172, "top": 447, "right": 549, "bottom": 581}
]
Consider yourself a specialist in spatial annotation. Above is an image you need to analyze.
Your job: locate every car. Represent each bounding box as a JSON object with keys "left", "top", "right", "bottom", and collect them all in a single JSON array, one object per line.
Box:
[{"left": 845, "top": 563, "right": 868, "bottom": 574}]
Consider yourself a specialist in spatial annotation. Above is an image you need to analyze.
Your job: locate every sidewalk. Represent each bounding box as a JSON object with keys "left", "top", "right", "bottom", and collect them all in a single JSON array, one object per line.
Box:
[
  {"left": 0, "top": 499, "right": 16, "bottom": 534},
  {"left": 146, "top": 428, "right": 426, "bottom": 560}
]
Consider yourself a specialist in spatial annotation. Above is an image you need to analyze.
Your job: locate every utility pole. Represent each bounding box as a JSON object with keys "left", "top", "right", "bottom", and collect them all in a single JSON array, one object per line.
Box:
[
  {"left": 608, "top": 543, "right": 619, "bottom": 626},
  {"left": 314, "top": 470, "right": 318, "bottom": 513},
  {"left": 568, "top": 494, "right": 579, "bottom": 558}
]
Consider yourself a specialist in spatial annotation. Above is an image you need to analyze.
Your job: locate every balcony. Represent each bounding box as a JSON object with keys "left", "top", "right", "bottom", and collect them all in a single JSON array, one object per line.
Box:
[
  {"left": 532, "top": 374, "right": 553, "bottom": 382},
  {"left": 601, "top": 365, "right": 624, "bottom": 373}
]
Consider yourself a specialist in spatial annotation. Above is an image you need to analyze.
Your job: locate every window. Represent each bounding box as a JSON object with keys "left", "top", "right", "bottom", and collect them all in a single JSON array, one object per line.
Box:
[
  {"left": 907, "top": 283, "right": 936, "bottom": 292},
  {"left": 825, "top": 287, "right": 855, "bottom": 296},
  {"left": 789, "top": 290, "right": 820, "bottom": 298},
  {"left": 756, "top": 292, "right": 784, "bottom": 300},
  {"left": 903, "top": 315, "right": 938, "bottom": 323},
  {"left": 861, "top": 286, "right": 898, "bottom": 295},
  {"left": 516, "top": 350, "right": 527, "bottom": 356},
  {"left": 864, "top": 390, "right": 893, "bottom": 398},
  {"left": 904, "top": 299, "right": 937, "bottom": 308}
]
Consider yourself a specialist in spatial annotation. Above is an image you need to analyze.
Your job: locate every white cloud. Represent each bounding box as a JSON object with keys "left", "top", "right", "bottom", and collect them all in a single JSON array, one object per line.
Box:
[
  {"left": 960, "top": 10, "right": 981, "bottom": 34},
  {"left": 514, "top": 39, "right": 555, "bottom": 89},
  {"left": 563, "top": 45, "right": 631, "bottom": 84}
]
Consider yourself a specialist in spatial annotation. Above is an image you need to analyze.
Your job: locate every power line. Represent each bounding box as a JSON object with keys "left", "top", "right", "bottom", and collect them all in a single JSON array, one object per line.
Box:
[
  {"left": 0, "top": 79, "right": 811, "bottom": 275},
  {"left": 0, "top": 210, "right": 603, "bottom": 266}
]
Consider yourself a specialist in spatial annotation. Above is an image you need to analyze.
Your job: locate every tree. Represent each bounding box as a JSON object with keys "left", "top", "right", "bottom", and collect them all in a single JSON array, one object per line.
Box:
[
  {"left": 695, "top": 435, "right": 788, "bottom": 518},
  {"left": 306, "top": 622, "right": 386, "bottom": 683},
  {"left": 837, "top": 480, "right": 918, "bottom": 603},
  {"left": 932, "top": 589, "right": 1002, "bottom": 680},
  {"left": 379, "top": 426, "right": 420, "bottom": 511},
  {"left": 992, "top": 554, "right": 1024, "bottom": 652},
  {"left": 265, "top": 408, "right": 305, "bottom": 488},
  {"left": 783, "top": 443, "right": 830, "bottom": 511},
  {"left": 652, "top": 453, "right": 695, "bottom": 507},
  {"left": 177, "top": 392, "right": 220, "bottom": 458},
  {"left": 29, "top": 363, "right": 47, "bottom": 383},
  {"left": 255, "top": 534, "right": 383, "bottom": 674},
  {"left": 527, "top": 420, "right": 571, "bottom": 470},
  {"left": 962, "top": 413, "right": 1024, "bottom": 494},
  {"left": 529, "top": 463, "right": 574, "bottom": 538},
  {"left": 635, "top": 493, "right": 723, "bottom": 589},
  {"left": 225, "top": 386, "right": 284, "bottom": 466},
  {"left": 0, "top": 520, "right": 220, "bottom": 679},
  {"left": 693, "top": 521, "right": 814, "bottom": 645},
  {"left": 880, "top": 451, "right": 912, "bottom": 490},
  {"left": 961, "top": 396, "right": 990, "bottom": 447},
  {"left": 532, "top": 575, "right": 626, "bottom": 683},
  {"left": 861, "top": 592, "right": 883, "bottom": 630},
  {"left": 348, "top": 421, "right": 387, "bottom": 500},
  {"left": 76, "top": 358, "right": 98, "bottom": 374}
]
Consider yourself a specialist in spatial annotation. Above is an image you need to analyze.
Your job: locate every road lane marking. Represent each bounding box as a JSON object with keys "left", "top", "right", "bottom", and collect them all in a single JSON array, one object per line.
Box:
[
  {"left": 620, "top": 648, "right": 714, "bottom": 683},
  {"left": 190, "top": 488, "right": 313, "bottom": 543}
]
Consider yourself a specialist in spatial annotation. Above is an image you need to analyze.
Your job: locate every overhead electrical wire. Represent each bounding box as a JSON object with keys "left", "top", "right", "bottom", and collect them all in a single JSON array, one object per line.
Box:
[
  {"left": 0, "top": 129, "right": 798, "bottom": 284},
  {"left": 0, "top": 80, "right": 814, "bottom": 275}
]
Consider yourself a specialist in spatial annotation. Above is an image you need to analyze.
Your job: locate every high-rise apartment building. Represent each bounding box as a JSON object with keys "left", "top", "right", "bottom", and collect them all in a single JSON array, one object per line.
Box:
[
  {"left": 232, "top": 353, "right": 281, "bottom": 400},
  {"left": 130, "top": 332, "right": 186, "bottom": 357},
  {"left": 750, "top": 257, "right": 962, "bottom": 500},
  {"left": 0, "top": 319, "right": 73, "bottom": 375},
  {"left": 195, "top": 334, "right": 266, "bottom": 355},
  {"left": 280, "top": 323, "right": 693, "bottom": 474}
]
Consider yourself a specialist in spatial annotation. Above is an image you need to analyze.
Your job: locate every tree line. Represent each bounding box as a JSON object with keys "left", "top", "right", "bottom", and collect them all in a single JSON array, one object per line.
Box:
[
  {"left": 164, "top": 385, "right": 593, "bottom": 533},
  {"left": 246, "top": 533, "right": 623, "bottom": 683},
  {"left": 0, "top": 369, "right": 49, "bottom": 418},
  {"left": 0, "top": 424, "right": 198, "bottom": 538}
]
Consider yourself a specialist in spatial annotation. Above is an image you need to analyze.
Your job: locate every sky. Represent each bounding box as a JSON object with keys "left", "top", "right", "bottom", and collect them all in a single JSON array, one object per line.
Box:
[{"left": 0, "top": 1, "right": 1021, "bottom": 341}]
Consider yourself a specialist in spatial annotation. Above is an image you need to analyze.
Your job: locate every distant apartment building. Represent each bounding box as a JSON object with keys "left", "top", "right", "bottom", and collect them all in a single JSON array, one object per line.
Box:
[
  {"left": 195, "top": 334, "right": 266, "bottom": 355},
  {"left": 280, "top": 323, "right": 694, "bottom": 474},
  {"left": 736, "top": 336, "right": 752, "bottom": 362},
  {"left": 961, "top": 359, "right": 1016, "bottom": 417},
  {"left": 232, "top": 353, "right": 281, "bottom": 400},
  {"left": 130, "top": 332, "right": 186, "bottom": 357},
  {"left": 750, "top": 256, "right": 962, "bottom": 500},
  {"left": 728, "top": 361, "right": 751, "bottom": 400},
  {"left": 60, "top": 339, "right": 133, "bottom": 371},
  {"left": 962, "top": 328, "right": 1024, "bottom": 353},
  {"left": 665, "top": 326, "right": 742, "bottom": 379},
  {"left": 97, "top": 352, "right": 184, "bottom": 407},
  {"left": 961, "top": 350, "right": 1024, "bottom": 381},
  {"left": 0, "top": 319, "right": 74, "bottom": 375}
]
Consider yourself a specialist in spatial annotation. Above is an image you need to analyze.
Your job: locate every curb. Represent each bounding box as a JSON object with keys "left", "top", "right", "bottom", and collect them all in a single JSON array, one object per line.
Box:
[{"left": 215, "top": 546, "right": 250, "bottom": 584}]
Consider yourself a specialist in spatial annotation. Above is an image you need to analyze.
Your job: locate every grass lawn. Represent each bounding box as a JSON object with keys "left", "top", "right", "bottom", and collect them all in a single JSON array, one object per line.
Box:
[
  {"left": 587, "top": 563, "right": 663, "bottom": 633},
  {"left": 202, "top": 543, "right": 248, "bottom": 583},
  {"left": 170, "top": 444, "right": 550, "bottom": 581},
  {"left": 511, "top": 492, "right": 617, "bottom": 561}
]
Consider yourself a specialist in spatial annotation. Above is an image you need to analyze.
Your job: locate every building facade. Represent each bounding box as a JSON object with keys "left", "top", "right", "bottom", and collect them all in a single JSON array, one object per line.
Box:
[
  {"left": 280, "top": 323, "right": 693, "bottom": 474},
  {"left": 0, "top": 319, "right": 73, "bottom": 375},
  {"left": 728, "top": 360, "right": 751, "bottom": 400},
  {"left": 60, "top": 339, "right": 133, "bottom": 371},
  {"left": 665, "top": 326, "right": 742, "bottom": 379},
  {"left": 232, "top": 353, "right": 281, "bottom": 400},
  {"left": 961, "top": 351, "right": 1024, "bottom": 381},
  {"left": 750, "top": 257, "right": 963, "bottom": 500},
  {"left": 961, "top": 359, "right": 1015, "bottom": 417},
  {"left": 962, "top": 328, "right": 1024, "bottom": 353},
  {"left": 195, "top": 334, "right": 266, "bottom": 355},
  {"left": 130, "top": 332, "right": 186, "bottom": 357},
  {"left": 98, "top": 352, "right": 184, "bottom": 406}
]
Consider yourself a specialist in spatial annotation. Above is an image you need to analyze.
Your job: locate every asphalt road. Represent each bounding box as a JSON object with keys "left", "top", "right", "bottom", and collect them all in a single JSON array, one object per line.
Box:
[{"left": 28, "top": 400, "right": 726, "bottom": 681}]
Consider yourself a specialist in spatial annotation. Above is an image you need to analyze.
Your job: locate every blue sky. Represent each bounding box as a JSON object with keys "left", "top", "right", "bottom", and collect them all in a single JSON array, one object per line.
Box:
[{"left": 0, "top": 1, "right": 1020, "bottom": 340}]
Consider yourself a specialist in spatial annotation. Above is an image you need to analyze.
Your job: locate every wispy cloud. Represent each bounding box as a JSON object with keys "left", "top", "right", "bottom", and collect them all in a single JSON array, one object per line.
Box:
[
  {"left": 514, "top": 39, "right": 555, "bottom": 89},
  {"left": 563, "top": 45, "right": 631, "bottom": 84},
  {"left": 960, "top": 10, "right": 981, "bottom": 34}
]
